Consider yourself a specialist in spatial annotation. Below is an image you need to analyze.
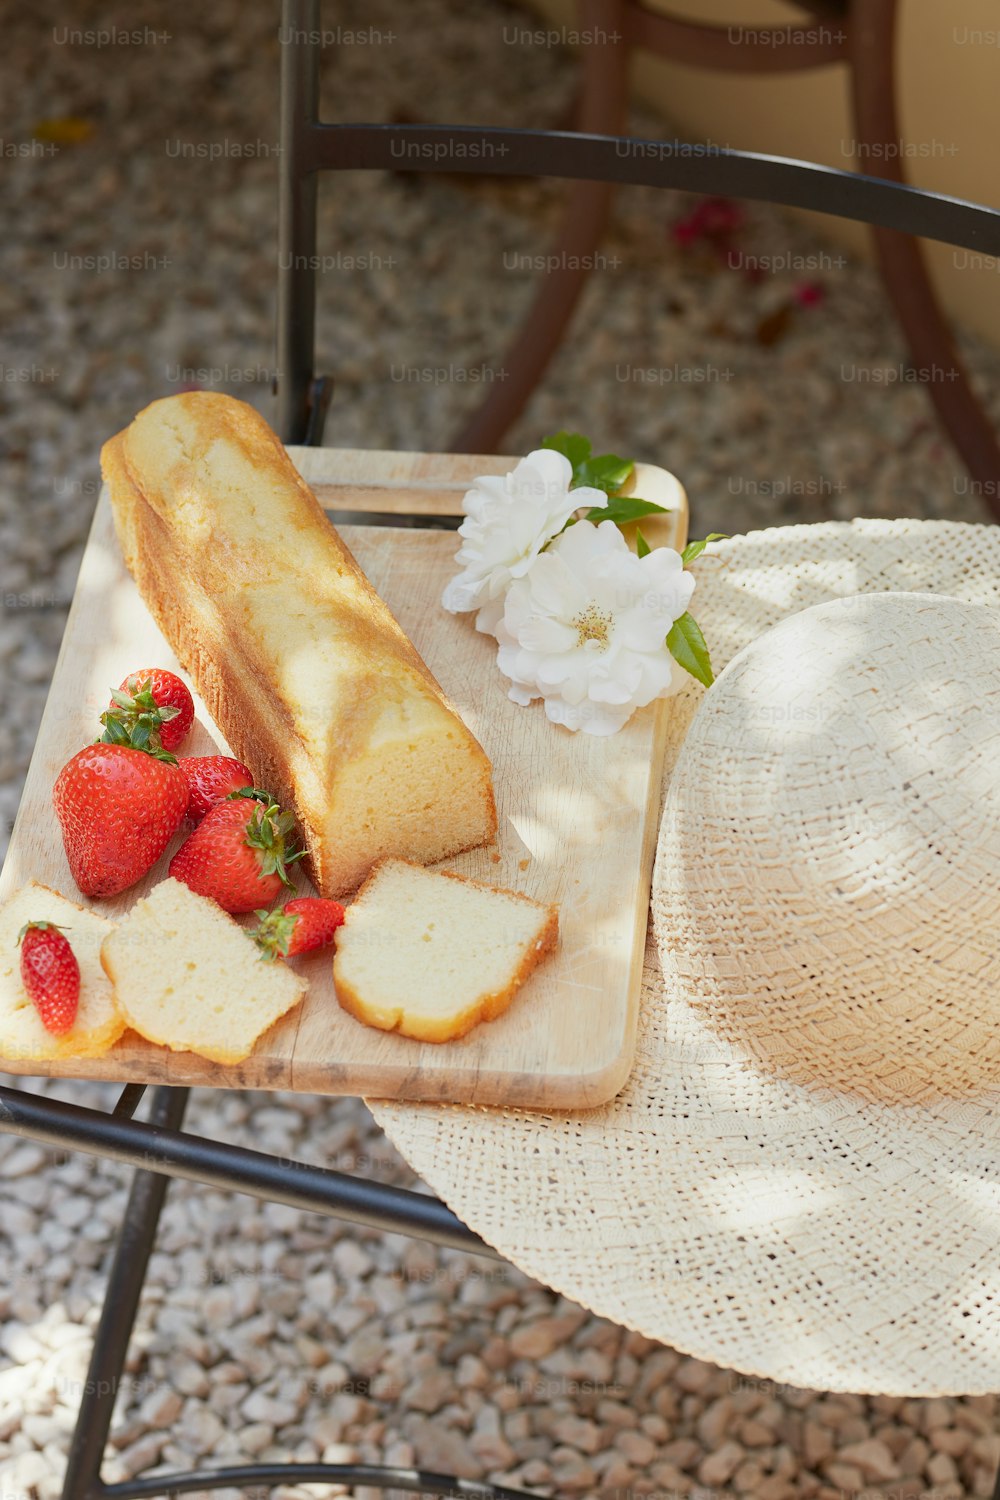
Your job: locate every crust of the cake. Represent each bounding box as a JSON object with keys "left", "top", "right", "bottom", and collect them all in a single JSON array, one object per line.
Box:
[
  {"left": 100, "top": 394, "right": 497, "bottom": 897},
  {"left": 101, "top": 427, "right": 326, "bottom": 879},
  {"left": 332, "top": 858, "right": 560, "bottom": 1044}
]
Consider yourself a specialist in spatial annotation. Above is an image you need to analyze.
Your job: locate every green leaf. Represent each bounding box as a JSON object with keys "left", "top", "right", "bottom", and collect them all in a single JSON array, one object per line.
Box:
[
  {"left": 635, "top": 528, "right": 651, "bottom": 558},
  {"left": 17, "top": 919, "right": 66, "bottom": 944},
  {"left": 541, "top": 430, "right": 591, "bottom": 472},
  {"left": 251, "top": 907, "right": 297, "bottom": 961},
  {"left": 100, "top": 716, "right": 131, "bottom": 746},
  {"left": 680, "top": 532, "right": 729, "bottom": 567},
  {"left": 242, "top": 802, "right": 306, "bottom": 888},
  {"left": 541, "top": 432, "right": 636, "bottom": 498},
  {"left": 577, "top": 452, "right": 634, "bottom": 496},
  {"left": 584, "top": 495, "right": 670, "bottom": 526},
  {"left": 666, "top": 612, "right": 715, "bottom": 688}
]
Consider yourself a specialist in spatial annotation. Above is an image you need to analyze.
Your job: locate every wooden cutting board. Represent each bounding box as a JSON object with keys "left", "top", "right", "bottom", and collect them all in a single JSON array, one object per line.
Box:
[{"left": 0, "top": 447, "right": 687, "bottom": 1109}]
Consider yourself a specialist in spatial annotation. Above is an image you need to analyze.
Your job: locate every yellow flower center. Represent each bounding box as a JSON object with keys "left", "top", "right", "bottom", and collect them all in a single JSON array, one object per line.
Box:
[{"left": 573, "top": 603, "right": 613, "bottom": 651}]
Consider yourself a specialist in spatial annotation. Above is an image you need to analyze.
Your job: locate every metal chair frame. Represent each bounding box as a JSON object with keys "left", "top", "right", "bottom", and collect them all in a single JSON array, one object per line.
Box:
[
  {"left": 4, "top": 4, "right": 1000, "bottom": 1498},
  {"left": 276, "top": 0, "right": 1000, "bottom": 511},
  {"left": 0, "top": 1081, "right": 539, "bottom": 1499}
]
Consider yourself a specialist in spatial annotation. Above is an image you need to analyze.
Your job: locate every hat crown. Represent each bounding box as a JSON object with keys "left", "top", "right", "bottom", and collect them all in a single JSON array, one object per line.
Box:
[{"left": 657, "top": 590, "right": 1000, "bottom": 1104}]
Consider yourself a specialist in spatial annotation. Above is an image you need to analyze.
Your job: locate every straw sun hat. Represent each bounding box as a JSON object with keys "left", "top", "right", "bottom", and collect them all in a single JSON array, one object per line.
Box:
[{"left": 372, "top": 518, "right": 1000, "bottom": 1397}]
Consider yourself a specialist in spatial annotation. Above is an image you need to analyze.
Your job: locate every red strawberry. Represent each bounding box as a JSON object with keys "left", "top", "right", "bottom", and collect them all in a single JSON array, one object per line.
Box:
[
  {"left": 168, "top": 793, "right": 306, "bottom": 914},
  {"left": 252, "top": 897, "right": 345, "bottom": 960},
  {"left": 178, "top": 756, "right": 254, "bottom": 823},
  {"left": 53, "top": 744, "right": 190, "bottom": 898},
  {"left": 18, "top": 921, "right": 80, "bottom": 1036},
  {"left": 101, "top": 668, "right": 194, "bottom": 753}
]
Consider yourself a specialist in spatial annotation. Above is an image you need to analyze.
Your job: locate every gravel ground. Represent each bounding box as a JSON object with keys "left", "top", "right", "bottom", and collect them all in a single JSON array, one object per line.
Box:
[{"left": 3, "top": 1, "right": 1000, "bottom": 1497}]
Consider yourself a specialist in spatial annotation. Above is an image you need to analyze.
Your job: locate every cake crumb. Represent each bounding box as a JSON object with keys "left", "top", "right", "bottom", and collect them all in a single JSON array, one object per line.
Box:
[
  {"left": 519, "top": 858, "right": 529, "bottom": 871},
  {"left": 490, "top": 851, "right": 502, "bottom": 864}
]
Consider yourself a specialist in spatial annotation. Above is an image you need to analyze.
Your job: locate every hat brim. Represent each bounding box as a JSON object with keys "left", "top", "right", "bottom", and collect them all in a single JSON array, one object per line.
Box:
[{"left": 372, "top": 518, "right": 1000, "bottom": 1396}]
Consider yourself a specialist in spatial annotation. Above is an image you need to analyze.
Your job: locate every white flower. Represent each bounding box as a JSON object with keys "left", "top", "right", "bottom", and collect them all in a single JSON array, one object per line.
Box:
[
  {"left": 441, "top": 449, "right": 607, "bottom": 631},
  {"left": 493, "top": 520, "right": 696, "bottom": 735}
]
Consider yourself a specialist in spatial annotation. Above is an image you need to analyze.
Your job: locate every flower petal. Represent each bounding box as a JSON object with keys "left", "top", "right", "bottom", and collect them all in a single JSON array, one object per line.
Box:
[
  {"left": 543, "top": 696, "right": 632, "bottom": 735},
  {"left": 571, "top": 485, "right": 616, "bottom": 515},
  {"left": 474, "top": 597, "right": 505, "bottom": 636},
  {"left": 465, "top": 473, "right": 510, "bottom": 512},
  {"left": 513, "top": 447, "right": 573, "bottom": 499},
  {"left": 550, "top": 518, "right": 628, "bottom": 572},
  {"left": 441, "top": 572, "right": 484, "bottom": 614},
  {"left": 524, "top": 552, "right": 590, "bottom": 619},
  {"left": 517, "top": 613, "right": 578, "bottom": 655}
]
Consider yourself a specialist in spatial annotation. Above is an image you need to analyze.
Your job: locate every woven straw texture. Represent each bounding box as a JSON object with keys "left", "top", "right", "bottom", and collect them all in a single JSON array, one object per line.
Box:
[
  {"left": 658, "top": 589, "right": 1000, "bottom": 1106},
  {"left": 371, "top": 519, "right": 1000, "bottom": 1397}
]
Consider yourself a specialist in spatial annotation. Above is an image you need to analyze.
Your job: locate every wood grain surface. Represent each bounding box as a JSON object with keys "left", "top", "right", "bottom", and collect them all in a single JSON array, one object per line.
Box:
[{"left": 0, "top": 448, "right": 688, "bottom": 1109}]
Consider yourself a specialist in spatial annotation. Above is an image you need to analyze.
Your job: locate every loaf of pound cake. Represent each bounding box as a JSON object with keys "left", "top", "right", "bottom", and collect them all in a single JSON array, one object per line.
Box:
[{"left": 101, "top": 393, "right": 497, "bottom": 897}]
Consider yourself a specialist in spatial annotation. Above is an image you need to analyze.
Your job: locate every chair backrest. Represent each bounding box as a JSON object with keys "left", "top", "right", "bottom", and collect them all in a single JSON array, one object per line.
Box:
[{"left": 276, "top": 0, "right": 1000, "bottom": 477}]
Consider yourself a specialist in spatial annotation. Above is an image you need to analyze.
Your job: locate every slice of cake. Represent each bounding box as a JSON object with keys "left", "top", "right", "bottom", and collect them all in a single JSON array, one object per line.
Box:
[
  {"left": 101, "top": 878, "right": 306, "bottom": 1064},
  {"left": 0, "top": 882, "right": 124, "bottom": 1061},
  {"left": 332, "top": 858, "right": 559, "bottom": 1043}
]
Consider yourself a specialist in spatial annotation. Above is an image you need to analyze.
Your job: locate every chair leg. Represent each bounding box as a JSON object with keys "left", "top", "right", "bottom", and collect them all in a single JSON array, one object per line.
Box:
[
  {"left": 276, "top": 0, "right": 321, "bottom": 445},
  {"left": 60, "top": 1087, "right": 190, "bottom": 1500},
  {"left": 449, "top": 0, "right": 630, "bottom": 454},
  {"left": 54, "top": 1086, "right": 543, "bottom": 1500},
  {"left": 302, "top": 373, "right": 335, "bottom": 446},
  {"left": 849, "top": 0, "right": 1000, "bottom": 518},
  {"left": 623, "top": 3, "right": 849, "bottom": 72}
]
